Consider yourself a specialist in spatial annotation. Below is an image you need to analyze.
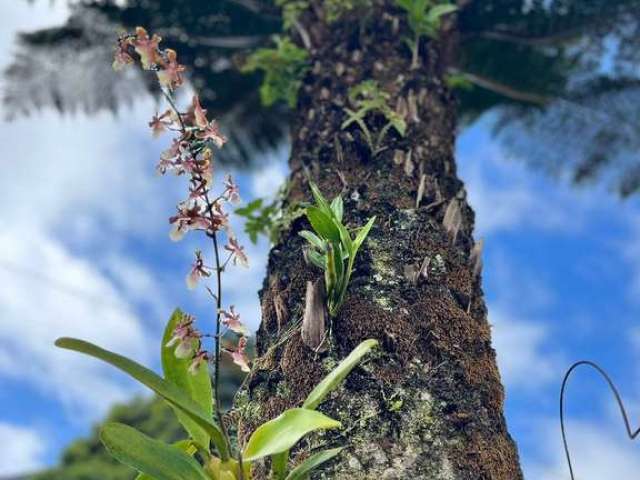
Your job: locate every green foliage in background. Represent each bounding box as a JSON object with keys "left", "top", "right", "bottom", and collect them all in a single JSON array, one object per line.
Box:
[
  {"left": 242, "top": 37, "right": 309, "bottom": 108},
  {"left": 30, "top": 397, "right": 182, "bottom": 480},
  {"left": 235, "top": 183, "right": 304, "bottom": 245}
]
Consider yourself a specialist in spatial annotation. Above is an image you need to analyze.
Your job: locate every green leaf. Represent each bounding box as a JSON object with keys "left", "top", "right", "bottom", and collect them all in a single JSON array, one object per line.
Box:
[
  {"left": 427, "top": 3, "right": 457, "bottom": 22},
  {"left": 330, "top": 243, "right": 345, "bottom": 304},
  {"left": 309, "top": 182, "right": 332, "bottom": 216},
  {"left": 325, "top": 243, "right": 339, "bottom": 305},
  {"left": 135, "top": 440, "right": 199, "bottom": 480},
  {"left": 299, "top": 230, "right": 326, "bottom": 251},
  {"left": 305, "top": 248, "right": 327, "bottom": 270},
  {"left": 352, "top": 216, "right": 376, "bottom": 256},
  {"left": 271, "top": 451, "right": 288, "bottom": 480},
  {"left": 303, "top": 339, "right": 379, "bottom": 410},
  {"left": 100, "top": 423, "right": 209, "bottom": 480},
  {"left": 55, "top": 337, "right": 230, "bottom": 460},
  {"left": 161, "top": 309, "right": 212, "bottom": 449},
  {"left": 306, "top": 206, "right": 341, "bottom": 245},
  {"left": 330, "top": 196, "right": 344, "bottom": 222},
  {"left": 243, "top": 408, "right": 341, "bottom": 461},
  {"left": 336, "top": 221, "right": 353, "bottom": 256},
  {"left": 285, "top": 448, "right": 344, "bottom": 480},
  {"left": 235, "top": 198, "right": 263, "bottom": 217}
]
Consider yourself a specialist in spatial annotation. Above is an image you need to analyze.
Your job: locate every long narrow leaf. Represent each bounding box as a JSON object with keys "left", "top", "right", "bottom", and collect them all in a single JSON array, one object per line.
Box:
[
  {"left": 135, "top": 440, "right": 199, "bottom": 480},
  {"left": 309, "top": 182, "right": 332, "bottom": 216},
  {"left": 306, "top": 206, "right": 341, "bottom": 245},
  {"left": 299, "top": 230, "right": 326, "bottom": 251},
  {"left": 271, "top": 451, "right": 288, "bottom": 480},
  {"left": 161, "top": 309, "right": 212, "bottom": 449},
  {"left": 330, "top": 196, "right": 344, "bottom": 222},
  {"left": 285, "top": 448, "right": 343, "bottom": 480},
  {"left": 352, "top": 216, "right": 376, "bottom": 255},
  {"left": 325, "top": 244, "right": 339, "bottom": 306},
  {"left": 336, "top": 221, "right": 353, "bottom": 256},
  {"left": 305, "top": 248, "right": 326, "bottom": 270},
  {"left": 100, "top": 423, "right": 209, "bottom": 480},
  {"left": 243, "top": 408, "right": 341, "bottom": 461},
  {"left": 303, "top": 339, "right": 378, "bottom": 410},
  {"left": 55, "top": 337, "right": 230, "bottom": 460},
  {"left": 427, "top": 3, "right": 458, "bottom": 22}
]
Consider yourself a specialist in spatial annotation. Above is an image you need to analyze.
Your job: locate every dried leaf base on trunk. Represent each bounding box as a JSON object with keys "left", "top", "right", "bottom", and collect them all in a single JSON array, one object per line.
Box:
[{"left": 234, "top": 2, "right": 523, "bottom": 478}]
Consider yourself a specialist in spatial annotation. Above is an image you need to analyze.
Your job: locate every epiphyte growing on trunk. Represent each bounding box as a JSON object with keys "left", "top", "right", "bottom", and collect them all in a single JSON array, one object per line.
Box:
[
  {"left": 341, "top": 80, "right": 406, "bottom": 154},
  {"left": 55, "top": 323, "right": 378, "bottom": 480},
  {"left": 300, "top": 182, "right": 376, "bottom": 317},
  {"left": 242, "top": 36, "right": 309, "bottom": 107},
  {"left": 395, "top": 0, "right": 457, "bottom": 69}
]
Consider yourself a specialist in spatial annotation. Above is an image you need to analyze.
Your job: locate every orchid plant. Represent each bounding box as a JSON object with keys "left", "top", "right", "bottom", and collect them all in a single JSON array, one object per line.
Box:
[
  {"left": 55, "top": 27, "right": 378, "bottom": 480},
  {"left": 300, "top": 183, "right": 375, "bottom": 317}
]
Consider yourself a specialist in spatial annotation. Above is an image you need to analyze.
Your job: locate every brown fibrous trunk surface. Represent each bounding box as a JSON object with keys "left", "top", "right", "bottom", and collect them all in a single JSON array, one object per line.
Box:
[{"left": 233, "top": 2, "right": 523, "bottom": 479}]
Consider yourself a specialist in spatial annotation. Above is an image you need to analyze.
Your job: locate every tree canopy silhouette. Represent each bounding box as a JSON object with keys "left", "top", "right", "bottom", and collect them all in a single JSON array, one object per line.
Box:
[{"left": 5, "top": 0, "right": 639, "bottom": 183}]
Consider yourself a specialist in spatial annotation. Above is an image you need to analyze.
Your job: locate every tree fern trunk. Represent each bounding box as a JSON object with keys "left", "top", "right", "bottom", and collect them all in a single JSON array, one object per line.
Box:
[{"left": 235, "top": 2, "right": 523, "bottom": 478}]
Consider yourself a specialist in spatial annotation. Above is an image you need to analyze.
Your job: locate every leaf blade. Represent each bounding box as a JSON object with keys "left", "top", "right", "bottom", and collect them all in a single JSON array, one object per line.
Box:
[
  {"left": 299, "top": 230, "right": 326, "bottom": 251},
  {"left": 309, "top": 182, "right": 332, "bottom": 216},
  {"left": 100, "top": 423, "right": 209, "bottom": 480},
  {"left": 306, "top": 206, "right": 341, "bottom": 245},
  {"left": 243, "top": 408, "right": 341, "bottom": 462},
  {"left": 330, "top": 196, "right": 344, "bottom": 222},
  {"left": 55, "top": 337, "right": 230, "bottom": 460},
  {"left": 352, "top": 216, "right": 376, "bottom": 256},
  {"left": 285, "top": 448, "right": 344, "bottom": 480},
  {"left": 161, "top": 309, "right": 213, "bottom": 449},
  {"left": 303, "top": 339, "right": 378, "bottom": 410}
]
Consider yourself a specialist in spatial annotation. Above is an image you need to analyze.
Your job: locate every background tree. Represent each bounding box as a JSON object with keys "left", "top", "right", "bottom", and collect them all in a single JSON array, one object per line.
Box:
[{"left": 7, "top": 0, "right": 640, "bottom": 193}]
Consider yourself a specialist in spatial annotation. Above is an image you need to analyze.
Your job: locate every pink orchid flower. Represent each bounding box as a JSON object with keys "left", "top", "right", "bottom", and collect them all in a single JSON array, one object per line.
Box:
[
  {"left": 188, "top": 350, "right": 209, "bottom": 375},
  {"left": 157, "top": 49, "right": 185, "bottom": 91},
  {"left": 223, "top": 174, "right": 241, "bottom": 205},
  {"left": 224, "top": 237, "right": 249, "bottom": 268},
  {"left": 186, "top": 250, "right": 211, "bottom": 290},
  {"left": 133, "top": 27, "right": 162, "bottom": 70},
  {"left": 219, "top": 306, "right": 249, "bottom": 336},
  {"left": 225, "top": 337, "right": 250, "bottom": 372}
]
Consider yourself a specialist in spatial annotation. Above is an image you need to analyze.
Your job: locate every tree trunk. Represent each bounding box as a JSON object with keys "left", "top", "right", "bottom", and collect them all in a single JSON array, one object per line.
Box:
[{"left": 235, "top": 2, "right": 523, "bottom": 478}]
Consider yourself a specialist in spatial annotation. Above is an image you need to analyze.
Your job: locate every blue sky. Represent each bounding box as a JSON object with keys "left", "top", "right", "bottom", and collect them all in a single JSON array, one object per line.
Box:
[{"left": 1, "top": 3, "right": 640, "bottom": 478}]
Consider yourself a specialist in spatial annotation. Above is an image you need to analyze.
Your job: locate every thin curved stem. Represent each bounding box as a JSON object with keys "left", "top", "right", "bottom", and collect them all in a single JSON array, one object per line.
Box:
[
  {"left": 560, "top": 360, "right": 640, "bottom": 480},
  {"left": 161, "top": 89, "right": 236, "bottom": 461}
]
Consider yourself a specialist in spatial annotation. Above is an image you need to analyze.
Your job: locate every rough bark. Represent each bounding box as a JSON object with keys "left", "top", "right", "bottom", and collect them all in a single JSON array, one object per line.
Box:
[{"left": 234, "top": 2, "right": 523, "bottom": 478}]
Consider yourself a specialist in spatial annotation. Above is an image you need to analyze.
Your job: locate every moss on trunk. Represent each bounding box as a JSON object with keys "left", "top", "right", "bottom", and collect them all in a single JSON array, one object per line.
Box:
[{"left": 235, "top": 1, "right": 523, "bottom": 478}]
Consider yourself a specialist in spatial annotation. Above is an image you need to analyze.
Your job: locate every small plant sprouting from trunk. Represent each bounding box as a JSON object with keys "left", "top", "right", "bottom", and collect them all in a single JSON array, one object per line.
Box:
[
  {"left": 341, "top": 80, "right": 406, "bottom": 155},
  {"left": 299, "top": 182, "right": 375, "bottom": 317},
  {"left": 395, "top": 0, "right": 457, "bottom": 69},
  {"left": 54, "top": 27, "right": 379, "bottom": 480}
]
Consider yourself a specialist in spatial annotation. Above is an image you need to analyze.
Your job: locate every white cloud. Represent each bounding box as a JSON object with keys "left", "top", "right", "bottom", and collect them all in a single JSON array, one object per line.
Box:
[
  {"left": 490, "top": 306, "right": 558, "bottom": 390},
  {"left": 0, "top": 3, "right": 69, "bottom": 62},
  {"left": 459, "top": 140, "right": 579, "bottom": 236},
  {"left": 525, "top": 418, "right": 640, "bottom": 480},
  {"left": 0, "top": 422, "right": 46, "bottom": 476},
  {"left": 0, "top": 103, "right": 174, "bottom": 421},
  {"left": 0, "top": 229, "right": 150, "bottom": 418},
  {"left": 0, "top": 4, "right": 179, "bottom": 426},
  {"left": 250, "top": 151, "right": 288, "bottom": 197}
]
